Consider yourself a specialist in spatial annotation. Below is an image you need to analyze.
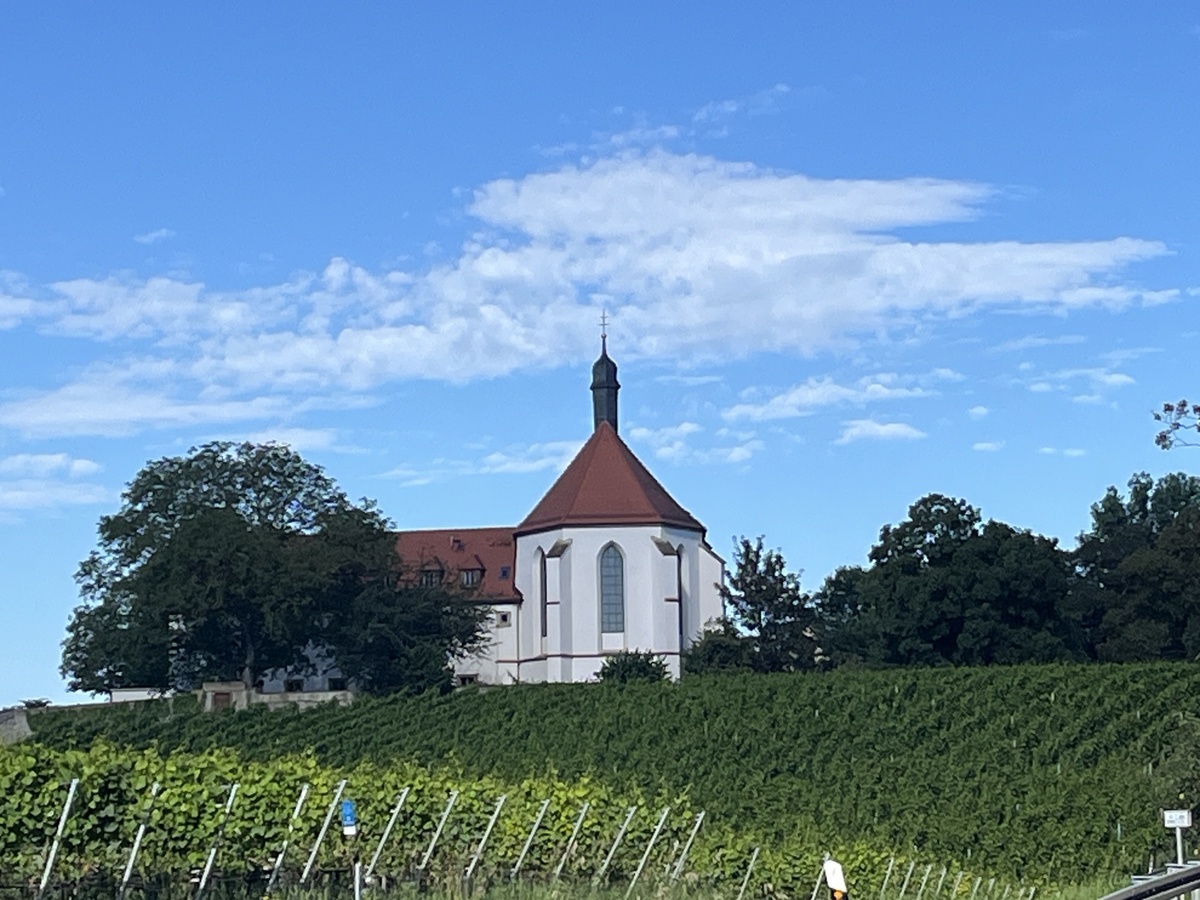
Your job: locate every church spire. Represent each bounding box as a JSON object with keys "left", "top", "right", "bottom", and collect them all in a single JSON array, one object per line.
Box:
[{"left": 591, "top": 311, "right": 620, "bottom": 433}]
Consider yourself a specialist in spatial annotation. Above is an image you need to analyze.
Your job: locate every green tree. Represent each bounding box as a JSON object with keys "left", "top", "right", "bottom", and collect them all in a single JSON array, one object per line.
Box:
[
  {"left": 818, "top": 494, "right": 1086, "bottom": 666},
  {"left": 321, "top": 530, "right": 489, "bottom": 695},
  {"left": 720, "top": 536, "right": 819, "bottom": 672},
  {"left": 682, "top": 618, "right": 756, "bottom": 674},
  {"left": 597, "top": 650, "right": 670, "bottom": 683},
  {"left": 63, "top": 441, "right": 485, "bottom": 695},
  {"left": 1074, "top": 472, "right": 1200, "bottom": 661}
]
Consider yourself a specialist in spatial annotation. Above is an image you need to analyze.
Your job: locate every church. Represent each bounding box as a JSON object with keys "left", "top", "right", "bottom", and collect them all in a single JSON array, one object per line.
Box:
[{"left": 394, "top": 336, "right": 726, "bottom": 685}]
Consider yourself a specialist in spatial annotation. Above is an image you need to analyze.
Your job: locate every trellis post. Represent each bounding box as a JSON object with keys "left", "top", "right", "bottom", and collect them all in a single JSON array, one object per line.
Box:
[
  {"left": 365, "top": 787, "right": 410, "bottom": 881},
  {"left": 932, "top": 866, "right": 948, "bottom": 899},
  {"left": 595, "top": 806, "right": 638, "bottom": 882},
  {"left": 625, "top": 806, "right": 670, "bottom": 898},
  {"left": 736, "top": 847, "right": 761, "bottom": 900},
  {"left": 416, "top": 789, "right": 459, "bottom": 872},
  {"left": 510, "top": 798, "right": 551, "bottom": 880},
  {"left": 197, "top": 782, "right": 239, "bottom": 899},
  {"left": 118, "top": 781, "right": 161, "bottom": 900},
  {"left": 669, "top": 811, "right": 705, "bottom": 882},
  {"left": 914, "top": 863, "right": 933, "bottom": 900},
  {"left": 301, "top": 779, "right": 346, "bottom": 885},
  {"left": 897, "top": 860, "right": 916, "bottom": 900},
  {"left": 267, "top": 782, "right": 309, "bottom": 892},
  {"left": 880, "top": 857, "right": 896, "bottom": 900},
  {"left": 552, "top": 801, "right": 590, "bottom": 882},
  {"left": 37, "top": 778, "right": 79, "bottom": 900},
  {"left": 464, "top": 794, "right": 507, "bottom": 885}
]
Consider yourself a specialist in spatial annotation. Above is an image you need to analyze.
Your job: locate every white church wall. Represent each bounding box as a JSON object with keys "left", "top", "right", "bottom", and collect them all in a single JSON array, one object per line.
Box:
[
  {"left": 696, "top": 542, "right": 726, "bottom": 632},
  {"left": 513, "top": 524, "right": 725, "bottom": 683},
  {"left": 452, "top": 604, "right": 521, "bottom": 686}
]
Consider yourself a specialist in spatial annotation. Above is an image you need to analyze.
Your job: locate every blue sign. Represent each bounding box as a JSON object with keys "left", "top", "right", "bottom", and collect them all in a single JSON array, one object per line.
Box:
[{"left": 341, "top": 799, "right": 358, "bottom": 827}]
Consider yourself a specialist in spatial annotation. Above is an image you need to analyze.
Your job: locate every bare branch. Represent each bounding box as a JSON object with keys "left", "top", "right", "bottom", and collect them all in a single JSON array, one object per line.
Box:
[{"left": 1153, "top": 399, "right": 1200, "bottom": 449}]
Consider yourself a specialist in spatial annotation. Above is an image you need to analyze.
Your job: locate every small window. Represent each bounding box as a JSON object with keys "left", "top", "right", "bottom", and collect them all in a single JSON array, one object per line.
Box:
[
  {"left": 420, "top": 569, "right": 443, "bottom": 588},
  {"left": 496, "top": 611, "right": 512, "bottom": 627},
  {"left": 284, "top": 678, "right": 304, "bottom": 693},
  {"left": 499, "top": 565, "right": 511, "bottom": 579},
  {"left": 327, "top": 677, "right": 347, "bottom": 692},
  {"left": 461, "top": 568, "right": 482, "bottom": 588},
  {"left": 457, "top": 674, "right": 479, "bottom": 687}
]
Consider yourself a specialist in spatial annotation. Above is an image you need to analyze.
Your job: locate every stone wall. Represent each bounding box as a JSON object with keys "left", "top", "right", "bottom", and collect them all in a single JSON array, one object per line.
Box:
[{"left": 0, "top": 708, "right": 31, "bottom": 745}]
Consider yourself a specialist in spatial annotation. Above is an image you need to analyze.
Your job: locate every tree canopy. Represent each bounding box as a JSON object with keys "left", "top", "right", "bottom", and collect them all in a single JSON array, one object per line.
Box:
[
  {"left": 712, "top": 536, "right": 819, "bottom": 672},
  {"left": 63, "top": 441, "right": 486, "bottom": 695},
  {"left": 815, "top": 494, "right": 1086, "bottom": 667},
  {"left": 1073, "top": 472, "right": 1200, "bottom": 661}
]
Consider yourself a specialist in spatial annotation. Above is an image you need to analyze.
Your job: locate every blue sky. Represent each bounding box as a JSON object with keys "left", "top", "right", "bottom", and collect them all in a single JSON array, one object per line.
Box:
[{"left": 1, "top": 4, "right": 1197, "bottom": 703}]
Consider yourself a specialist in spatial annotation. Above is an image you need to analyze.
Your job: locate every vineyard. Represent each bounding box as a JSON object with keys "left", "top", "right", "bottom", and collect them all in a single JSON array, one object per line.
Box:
[
  {"left": 0, "top": 742, "right": 982, "bottom": 899},
  {"left": 22, "top": 663, "right": 1200, "bottom": 888}
]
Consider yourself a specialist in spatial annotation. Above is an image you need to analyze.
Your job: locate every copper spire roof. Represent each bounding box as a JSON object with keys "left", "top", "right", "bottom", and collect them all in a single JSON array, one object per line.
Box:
[{"left": 516, "top": 420, "right": 704, "bottom": 536}]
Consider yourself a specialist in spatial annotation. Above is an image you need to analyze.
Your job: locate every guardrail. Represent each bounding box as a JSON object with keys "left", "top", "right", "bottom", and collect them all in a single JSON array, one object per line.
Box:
[{"left": 1099, "top": 866, "right": 1200, "bottom": 900}]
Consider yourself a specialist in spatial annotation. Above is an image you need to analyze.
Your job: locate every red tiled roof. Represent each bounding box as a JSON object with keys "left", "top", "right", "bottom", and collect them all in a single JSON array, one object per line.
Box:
[
  {"left": 393, "top": 527, "right": 521, "bottom": 602},
  {"left": 516, "top": 421, "right": 704, "bottom": 536}
]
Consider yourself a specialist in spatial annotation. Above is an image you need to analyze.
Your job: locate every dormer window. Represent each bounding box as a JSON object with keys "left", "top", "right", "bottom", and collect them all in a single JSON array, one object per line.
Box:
[
  {"left": 461, "top": 568, "right": 482, "bottom": 588},
  {"left": 420, "top": 569, "right": 443, "bottom": 589}
]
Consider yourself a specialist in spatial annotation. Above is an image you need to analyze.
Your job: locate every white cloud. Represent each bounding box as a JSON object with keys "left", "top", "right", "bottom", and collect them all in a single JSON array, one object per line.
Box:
[
  {"left": 0, "top": 453, "right": 108, "bottom": 513},
  {"left": 654, "top": 374, "right": 723, "bottom": 387},
  {"left": 628, "top": 422, "right": 703, "bottom": 462},
  {"left": 0, "top": 294, "right": 36, "bottom": 330},
  {"left": 1, "top": 149, "right": 1179, "bottom": 439},
  {"left": 724, "top": 376, "right": 927, "bottom": 421},
  {"left": 716, "top": 439, "right": 764, "bottom": 463},
  {"left": 386, "top": 439, "right": 585, "bottom": 486},
  {"left": 0, "top": 370, "right": 291, "bottom": 438},
  {"left": 972, "top": 441, "right": 1004, "bottom": 452},
  {"left": 1038, "top": 446, "right": 1087, "bottom": 457},
  {"left": 993, "top": 334, "right": 1086, "bottom": 353},
  {"left": 1021, "top": 366, "right": 1135, "bottom": 405},
  {"left": 133, "top": 228, "right": 176, "bottom": 245},
  {"left": 46, "top": 273, "right": 282, "bottom": 342},
  {"left": 0, "top": 453, "right": 101, "bottom": 478},
  {"left": 967, "top": 405, "right": 989, "bottom": 419},
  {"left": 693, "top": 83, "right": 792, "bottom": 124},
  {"left": 243, "top": 427, "right": 340, "bottom": 452},
  {"left": 834, "top": 419, "right": 927, "bottom": 445},
  {"left": 1056, "top": 367, "right": 1135, "bottom": 388},
  {"left": 0, "top": 479, "right": 109, "bottom": 511},
  {"left": 478, "top": 440, "right": 583, "bottom": 474},
  {"left": 1100, "top": 346, "right": 1160, "bottom": 365},
  {"left": 626, "top": 421, "right": 760, "bottom": 465}
]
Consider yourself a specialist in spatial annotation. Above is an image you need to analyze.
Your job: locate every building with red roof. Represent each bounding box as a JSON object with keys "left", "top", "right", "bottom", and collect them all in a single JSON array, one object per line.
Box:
[{"left": 408, "top": 336, "right": 725, "bottom": 686}]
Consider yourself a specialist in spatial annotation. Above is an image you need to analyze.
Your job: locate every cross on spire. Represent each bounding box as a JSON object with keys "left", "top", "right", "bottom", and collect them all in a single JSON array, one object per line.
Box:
[{"left": 598, "top": 309, "right": 610, "bottom": 353}]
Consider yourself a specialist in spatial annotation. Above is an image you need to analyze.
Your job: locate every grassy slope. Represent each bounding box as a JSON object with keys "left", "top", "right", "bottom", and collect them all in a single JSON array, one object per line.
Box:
[{"left": 30, "top": 663, "right": 1200, "bottom": 881}]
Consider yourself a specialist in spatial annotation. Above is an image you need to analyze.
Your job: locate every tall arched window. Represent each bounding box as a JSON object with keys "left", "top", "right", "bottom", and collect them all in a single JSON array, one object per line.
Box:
[
  {"left": 538, "top": 549, "right": 548, "bottom": 639},
  {"left": 600, "top": 544, "right": 625, "bottom": 633}
]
